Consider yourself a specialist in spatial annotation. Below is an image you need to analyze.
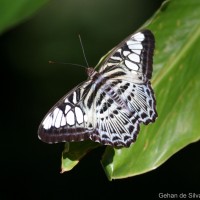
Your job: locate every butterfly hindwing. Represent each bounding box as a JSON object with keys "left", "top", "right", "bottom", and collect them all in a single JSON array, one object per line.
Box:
[
  {"left": 90, "top": 78, "right": 157, "bottom": 147},
  {"left": 91, "top": 81, "right": 140, "bottom": 147}
]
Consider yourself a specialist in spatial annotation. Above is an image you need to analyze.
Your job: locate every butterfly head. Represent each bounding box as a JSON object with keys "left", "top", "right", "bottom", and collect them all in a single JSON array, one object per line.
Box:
[{"left": 87, "top": 67, "right": 97, "bottom": 78}]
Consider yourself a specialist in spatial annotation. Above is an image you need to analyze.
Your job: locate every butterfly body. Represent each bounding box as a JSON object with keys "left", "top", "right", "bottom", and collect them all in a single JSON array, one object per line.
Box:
[{"left": 38, "top": 30, "right": 157, "bottom": 147}]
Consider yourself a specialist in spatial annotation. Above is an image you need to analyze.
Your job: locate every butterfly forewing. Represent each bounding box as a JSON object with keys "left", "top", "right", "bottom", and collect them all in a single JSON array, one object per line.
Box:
[
  {"left": 38, "top": 82, "right": 94, "bottom": 143},
  {"left": 38, "top": 29, "right": 157, "bottom": 147},
  {"left": 99, "top": 30, "right": 154, "bottom": 81}
]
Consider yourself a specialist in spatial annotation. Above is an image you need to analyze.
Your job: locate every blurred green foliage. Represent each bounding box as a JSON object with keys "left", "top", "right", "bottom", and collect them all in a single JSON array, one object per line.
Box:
[{"left": 0, "top": 0, "right": 49, "bottom": 34}]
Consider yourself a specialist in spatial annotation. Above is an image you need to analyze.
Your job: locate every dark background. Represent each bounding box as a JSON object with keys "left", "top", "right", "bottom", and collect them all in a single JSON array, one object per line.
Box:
[{"left": 1, "top": 0, "right": 199, "bottom": 199}]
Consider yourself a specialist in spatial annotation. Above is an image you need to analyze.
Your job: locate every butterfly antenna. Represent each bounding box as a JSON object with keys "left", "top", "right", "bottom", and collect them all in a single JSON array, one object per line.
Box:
[
  {"left": 48, "top": 60, "right": 86, "bottom": 69},
  {"left": 79, "top": 34, "right": 90, "bottom": 68}
]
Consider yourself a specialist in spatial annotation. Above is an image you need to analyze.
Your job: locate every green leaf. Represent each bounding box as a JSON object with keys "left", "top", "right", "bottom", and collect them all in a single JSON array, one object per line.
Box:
[
  {"left": 62, "top": 0, "right": 200, "bottom": 180},
  {"left": 61, "top": 141, "right": 100, "bottom": 173},
  {"left": 102, "top": 0, "right": 200, "bottom": 179},
  {"left": 0, "top": 0, "right": 49, "bottom": 34}
]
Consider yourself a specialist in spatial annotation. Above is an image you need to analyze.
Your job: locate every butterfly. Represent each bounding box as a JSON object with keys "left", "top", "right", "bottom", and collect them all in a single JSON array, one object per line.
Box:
[{"left": 38, "top": 29, "right": 157, "bottom": 147}]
